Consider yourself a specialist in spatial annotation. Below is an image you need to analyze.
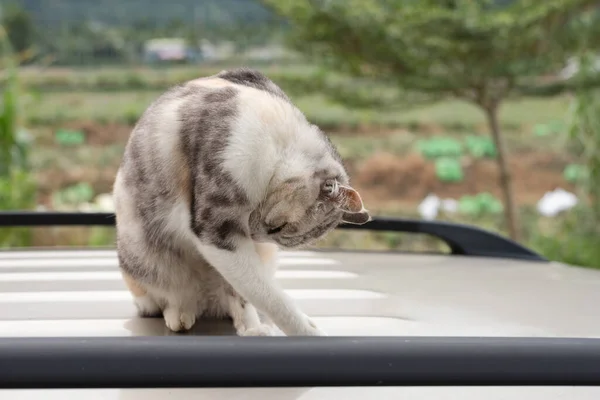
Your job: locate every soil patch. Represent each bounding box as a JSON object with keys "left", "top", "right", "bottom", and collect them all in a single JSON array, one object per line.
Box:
[{"left": 353, "top": 151, "right": 575, "bottom": 207}]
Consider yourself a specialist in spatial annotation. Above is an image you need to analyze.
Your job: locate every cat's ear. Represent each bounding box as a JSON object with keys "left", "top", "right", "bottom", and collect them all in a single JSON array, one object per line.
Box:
[
  {"left": 335, "top": 184, "right": 365, "bottom": 213},
  {"left": 321, "top": 180, "right": 371, "bottom": 225},
  {"left": 342, "top": 210, "right": 371, "bottom": 225},
  {"left": 337, "top": 185, "right": 371, "bottom": 225}
]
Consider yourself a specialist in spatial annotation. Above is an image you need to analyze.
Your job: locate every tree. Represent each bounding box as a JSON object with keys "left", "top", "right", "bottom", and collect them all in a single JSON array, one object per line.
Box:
[
  {"left": 263, "top": 0, "right": 596, "bottom": 241},
  {"left": 1, "top": 3, "right": 34, "bottom": 62}
]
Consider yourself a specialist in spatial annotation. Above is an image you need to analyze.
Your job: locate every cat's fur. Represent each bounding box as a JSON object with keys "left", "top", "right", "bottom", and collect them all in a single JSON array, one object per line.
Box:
[{"left": 113, "top": 67, "right": 370, "bottom": 336}]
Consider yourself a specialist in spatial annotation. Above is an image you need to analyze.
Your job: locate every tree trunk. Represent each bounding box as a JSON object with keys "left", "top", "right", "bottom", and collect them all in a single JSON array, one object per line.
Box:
[{"left": 484, "top": 104, "right": 520, "bottom": 242}]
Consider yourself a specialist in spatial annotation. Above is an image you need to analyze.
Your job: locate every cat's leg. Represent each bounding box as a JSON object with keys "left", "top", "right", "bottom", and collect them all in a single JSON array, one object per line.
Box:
[
  {"left": 121, "top": 263, "right": 197, "bottom": 331},
  {"left": 259, "top": 314, "right": 277, "bottom": 329},
  {"left": 254, "top": 241, "right": 279, "bottom": 278},
  {"left": 253, "top": 242, "right": 281, "bottom": 330},
  {"left": 161, "top": 290, "right": 198, "bottom": 332},
  {"left": 163, "top": 306, "right": 196, "bottom": 332},
  {"left": 121, "top": 272, "right": 162, "bottom": 317},
  {"left": 226, "top": 295, "right": 278, "bottom": 336},
  {"left": 195, "top": 237, "right": 324, "bottom": 336}
]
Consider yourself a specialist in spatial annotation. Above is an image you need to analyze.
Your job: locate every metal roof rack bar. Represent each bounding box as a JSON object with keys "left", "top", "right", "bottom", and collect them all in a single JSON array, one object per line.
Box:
[
  {"left": 0, "top": 211, "right": 547, "bottom": 261},
  {"left": 0, "top": 336, "right": 599, "bottom": 389}
]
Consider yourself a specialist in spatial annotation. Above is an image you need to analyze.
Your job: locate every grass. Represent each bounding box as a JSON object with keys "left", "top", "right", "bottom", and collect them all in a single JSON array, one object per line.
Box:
[
  {"left": 386, "top": 96, "right": 572, "bottom": 129},
  {"left": 17, "top": 64, "right": 572, "bottom": 133},
  {"left": 31, "top": 143, "right": 125, "bottom": 171},
  {"left": 18, "top": 64, "right": 320, "bottom": 88},
  {"left": 28, "top": 91, "right": 159, "bottom": 125},
  {"left": 27, "top": 89, "right": 572, "bottom": 133},
  {"left": 330, "top": 131, "right": 419, "bottom": 160}
]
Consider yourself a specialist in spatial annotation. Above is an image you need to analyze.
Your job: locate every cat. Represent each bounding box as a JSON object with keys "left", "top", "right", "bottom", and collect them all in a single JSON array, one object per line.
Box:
[{"left": 112, "top": 67, "right": 371, "bottom": 336}]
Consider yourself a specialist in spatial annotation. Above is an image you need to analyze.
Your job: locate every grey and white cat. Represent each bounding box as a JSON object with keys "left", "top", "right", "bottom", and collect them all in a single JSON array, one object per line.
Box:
[{"left": 112, "top": 68, "right": 370, "bottom": 336}]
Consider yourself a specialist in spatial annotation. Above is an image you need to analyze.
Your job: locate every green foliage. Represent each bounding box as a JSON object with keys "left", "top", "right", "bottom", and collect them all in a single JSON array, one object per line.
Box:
[
  {"left": 19, "top": 65, "right": 421, "bottom": 111},
  {"left": 1, "top": 2, "right": 34, "bottom": 56},
  {"left": 55, "top": 128, "right": 85, "bottom": 146},
  {"left": 458, "top": 193, "right": 504, "bottom": 216},
  {"left": 533, "top": 34, "right": 600, "bottom": 268},
  {"left": 567, "top": 56, "right": 600, "bottom": 220},
  {"left": 52, "top": 182, "right": 95, "bottom": 207},
  {"left": 465, "top": 136, "right": 497, "bottom": 158},
  {"left": 264, "top": 0, "right": 590, "bottom": 97},
  {"left": 264, "top": 0, "right": 593, "bottom": 241},
  {"left": 435, "top": 158, "right": 464, "bottom": 183},
  {"left": 88, "top": 227, "right": 116, "bottom": 247},
  {"left": 0, "top": 23, "right": 37, "bottom": 247},
  {"left": 533, "top": 120, "right": 566, "bottom": 136},
  {"left": 530, "top": 206, "right": 600, "bottom": 268},
  {"left": 557, "top": 52, "right": 600, "bottom": 268},
  {"left": 0, "top": 46, "right": 21, "bottom": 175},
  {"left": 418, "top": 137, "right": 463, "bottom": 159},
  {"left": 563, "top": 163, "right": 588, "bottom": 183},
  {"left": 0, "top": 168, "right": 36, "bottom": 248}
]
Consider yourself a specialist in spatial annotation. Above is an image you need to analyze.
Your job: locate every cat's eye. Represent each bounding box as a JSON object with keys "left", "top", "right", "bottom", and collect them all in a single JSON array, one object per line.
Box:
[
  {"left": 267, "top": 224, "right": 287, "bottom": 235},
  {"left": 322, "top": 179, "right": 338, "bottom": 195}
]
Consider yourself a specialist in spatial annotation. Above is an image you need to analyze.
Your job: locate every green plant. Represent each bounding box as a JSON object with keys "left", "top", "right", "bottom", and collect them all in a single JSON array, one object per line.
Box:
[
  {"left": 458, "top": 193, "right": 503, "bottom": 217},
  {"left": 418, "top": 137, "right": 463, "bottom": 159},
  {"left": 0, "top": 23, "right": 37, "bottom": 247},
  {"left": 52, "top": 182, "right": 95, "bottom": 208},
  {"left": 530, "top": 206, "right": 600, "bottom": 268},
  {"left": 533, "top": 19, "right": 600, "bottom": 268},
  {"left": 563, "top": 163, "right": 588, "bottom": 183},
  {"left": 465, "top": 136, "right": 497, "bottom": 159},
  {"left": 533, "top": 120, "right": 566, "bottom": 137},
  {"left": 55, "top": 128, "right": 85, "bottom": 146},
  {"left": 0, "top": 169, "right": 36, "bottom": 247},
  {"left": 435, "top": 157, "right": 464, "bottom": 183}
]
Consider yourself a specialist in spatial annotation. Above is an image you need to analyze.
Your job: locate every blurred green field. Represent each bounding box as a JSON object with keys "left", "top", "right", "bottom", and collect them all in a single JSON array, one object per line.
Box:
[
  {"left": 20, "top": 65, "right": 571, "bottom": 133},
  {"left": 28, "top": 88, "right": 571, "bottom": 134},
  {"left": 11, "top": 66, "right": 589, "bottom": 267},
  {"left": 25, "top": 66, "right": 575, "bottom": 205}
]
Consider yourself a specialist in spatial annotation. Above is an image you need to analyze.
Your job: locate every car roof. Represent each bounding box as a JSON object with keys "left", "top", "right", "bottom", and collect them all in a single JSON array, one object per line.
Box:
[
  {"left": 0, "top": 247, "right": 599, "bottom": 338},
  {"left": 1, "top": 247, "right": 600, "bottom": 399}
]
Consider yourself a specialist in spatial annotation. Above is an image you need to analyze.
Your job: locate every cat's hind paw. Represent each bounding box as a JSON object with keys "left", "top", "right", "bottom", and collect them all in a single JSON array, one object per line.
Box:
[
  {"left": 134, "top": 295, "right": 162, "bottom": 318},
  {"left": 163, "top": 308, "right": 196, "bottom": 332}
]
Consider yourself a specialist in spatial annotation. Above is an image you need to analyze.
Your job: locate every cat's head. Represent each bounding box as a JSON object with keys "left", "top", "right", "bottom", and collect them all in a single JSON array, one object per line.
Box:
[{"left": 249, "top": 174, "right": 371, "bottom": 249}]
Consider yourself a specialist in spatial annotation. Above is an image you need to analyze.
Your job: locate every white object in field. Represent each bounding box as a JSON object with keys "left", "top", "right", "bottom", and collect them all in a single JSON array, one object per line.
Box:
[
  {"left": 441, "top": 198, "right": 458, "bottom": 214},
  {"left": 94, "top": 193, "right": 115, "bottom": 212},
  {"left": 536, "top": 188, "right": 578, "bottom": 217},
  {"left": 418, "top": 194, "right": 441, "bottom": 220}
]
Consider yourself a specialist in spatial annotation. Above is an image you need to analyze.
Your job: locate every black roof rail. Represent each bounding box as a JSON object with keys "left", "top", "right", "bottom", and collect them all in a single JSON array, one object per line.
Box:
[
  {"left": 0, "top": 211, "right": 547, "bottom": 262},
  {"left": 1, "top": 336, "right": 599, "bottom": 388}
]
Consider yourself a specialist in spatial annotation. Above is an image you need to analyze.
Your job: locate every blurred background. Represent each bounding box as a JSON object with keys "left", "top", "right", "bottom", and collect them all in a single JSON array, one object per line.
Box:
[{"left": 0, "top": 0, "right": 598, "bottom": 268}]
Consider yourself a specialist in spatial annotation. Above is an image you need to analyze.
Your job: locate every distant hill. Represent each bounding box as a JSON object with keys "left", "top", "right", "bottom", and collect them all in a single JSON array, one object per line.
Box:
[{"left": 11, "top": 0, "right": 275, "bottom": 27}]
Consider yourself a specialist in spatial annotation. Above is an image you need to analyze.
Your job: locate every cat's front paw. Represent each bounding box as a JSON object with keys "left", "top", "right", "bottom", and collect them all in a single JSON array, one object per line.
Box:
[
  {"left": 302, "top": 314, "right": 327, "bottom": 336},
  {"left": 241, "top": 323, "right": 279, "bottom": 337},
  {"left": 163, "top": 308, "right": 196, "bottom": 332}
]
